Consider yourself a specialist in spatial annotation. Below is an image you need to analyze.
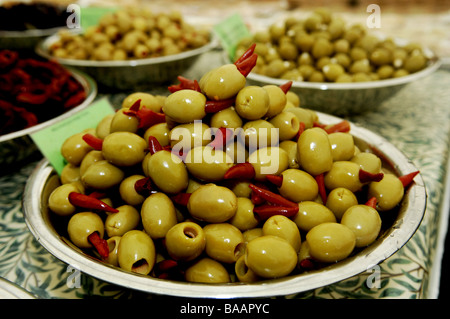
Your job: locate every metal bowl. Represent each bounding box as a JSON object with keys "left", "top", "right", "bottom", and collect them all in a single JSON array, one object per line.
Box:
[
  {"left": 0, "top": 26, "right": 65, "bottom": 50},
  {"left": 36, "top": 34, "right": 218, "bottom": 90},
  {"left": 22, "top": 112, "right": 426, "bottom": 298},
  {"left": 0, "top": 277, "right": 35, "bottom": 299},
  {"left": 0, "top": 68, "right": 97, "bottom": 169}
]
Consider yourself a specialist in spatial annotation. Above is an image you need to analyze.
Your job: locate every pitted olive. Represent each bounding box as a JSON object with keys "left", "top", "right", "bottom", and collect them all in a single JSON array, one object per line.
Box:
[
  {"left": 351, "top": 152, "right": 382, "bottom": 175},
  {"left": 324, "top": 161, "right": 363, "bottom": 192},
  {"left": 269, "top": 111, "right": 300, "bottom": 141},
  {"left": 229, "top": 197, "right": 259, "bottom": 231},
  {"left": 210, "top": 106, "right": 243, "bottom": 129},
  {"left": 325, "top": 187, "right": 358, "bottom": 220},
  {"left": 119, "top": 174, "right": 146, "bottom": 206},
  {"left": 341, "top": 204, "right": 381, "bottom": 247},
  {"left": 105, "top": 205, "right": 140, "bottom": 237},
  {"left": 203, "top": 223, "right": 245, "bottom": 263},
  {"left": 61, "top": 129, "right": 95, "bottom": 166},
  {"left": 263, "top": 85, "right": 287, "bottom": 118},
  {"left": 279, "top": 140, "right": 299, "bottom": 169},
  {"left": 79, "top": 150, "right": 104, "bottom": 177},
  {"left": 95, "top": 114, "right": 113, "bottom": 139},
  {"left": 199, "top": 64, "right": 246, "bottom": 100},
  {"left": 81, "top": 160, "right": 125, "bottom": 190},
  {"left": 122, "top": 92, "right": 162, "bottom": 113},
  {"left": 102, "top": 132, "right": 147, "bottom": 167},
  {"left": 67, "top": 212, "right": 105, "bottom": 249},
  {"left": 117, "top": 230, "right": 156, "bottom": 275},
  {"left": 368, "top": 173, "right": 404, "bottom": 211},
  {"left": 169, "top": 122, "right": 211, "bottom": 152},
  {"left": 141, "top": 192, "right": 177, "bottom": 239},
  {"left": 293, "top": 201, "right": 337, "bottom": 232},
  {"left": 165, "top": 222, "right": 206, "bottom": 261},
  {"left": 243, "top": 119, "right": 279, "bottom": 149},
  {"left": 262, "top": 215, "right": 301, "bottom": 252},
  {"left": 162, "top": 89, "right": 207, "bottom": 123},
  {"left": 146, "top": 150, "right": 188, "bottom": 194},
  {"left": 185, "top": 257, "right": 231, "bottom": 283},
  {"left": 48, "top": 182, "right": 84, "bottom": 216},
  {"left": 247, "top": 147, "right": 289, "bottom": 181},
  {"left": 105, "top": 236, "right": 121, "bottom": 267},
  {"left": 143, "top": 122, "right": 171, "bottom": 148},
  {"left": 277, "top": 168, "right": 319, "bottom": 202},
  {"left": 297, "top": 127, "right": 333, "bottom": 176},
  {"left": 328, "top": 132, "right": 355, "bottom": 161},
  {"left": 234, "top": 86, "right": 270, "bottom": 120},
  {"left": 184, "top": 146, "right": 233, "bottom": 182},
  {"left": 109, "top": 108, "right": 139, "bottom": 133},
  {"left": 235, "top": 255, "right": 260, "bottom": 282}
]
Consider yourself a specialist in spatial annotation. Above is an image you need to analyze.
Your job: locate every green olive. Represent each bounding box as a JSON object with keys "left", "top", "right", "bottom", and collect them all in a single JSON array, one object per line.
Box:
[
  {"left": 341, "top": 204, "right": 381, "bottom": 247},
  {"left": 322, "top": 63, "right": 345, "bottom": 82},
  {"left": 262, "top": 215, "right": 301, "bottom": 252},
  {"left": 81, "top": 160, "right": 125, "bottom": 190},
  {"left": 104, "top": 236, "right": 121, "bottom": 267},
  {"left": 162, "top": 89, "right": 207, "bottom": 123},
  {"left": 235, "top": 86, "right": 270, "bottom": 120},
  {"left": 67, "top": 212, "right": 104, "bottom": 249},
  {"left": 247, "top": 147, "right": 289, "bottom": 181},
  {"left": 187, "top": 183, "right": 237, "bottom": 223},
  {"left": 368, "top": 173, "right": 404, "bottom": 211},
  {"left": 243, "top": 119, "right": 279, "bottom": 149},
  {"left": 95, "top": 114, "right": 113, "bottom": 139},
  {"left": 185, "top": 257, "right": 231, "bottom": 283},
  {"left": 235, "top": 255, "right": 260, "bottom": 282},
  {"left": 48, "top": 183, "right": 83, "bottom": 216},
  {"left": 61, "top": 129, "right": 95, "bottom": 166},
  {"left": 60, "top": 164, "right": 80, "bottom": 184},
  {"left": 199, "top": 64, "right": 246, "bottom": 100},
  {"left": 79, "top": 150, "right": 104, "bottom": 177},
  {"left": 297, "top": 127, "right": 333, "bottom": 176},
  {"left": 169, "top": 122, "right": 211, "bottom": 153},
  {"left": 109, "top": 108, "right": 140, "bottom": 133},
  {"left": 184, "top": 146, "right": 234, "bottom": 182},
  {"left": 279, "top": 140, "right": 299, "bottom": 169},
  {"left": 105, "top": 205, "right": 140, "bottom": 237},
  {"left": 269, "top": 111, "right": 300, "bottom": 141},
  {"left": 243, "top": 228, "right": 263, "bottom": 243},
  {"left": 350, "top": 152, "right": 382, "bottom": 175},
  {"left": 229, "top": 197, "right": 259, "bottom": 231},
  {"left": 293, "top": 201, "right": 337, "bottom": 232},
  {"left": 210, "top": 106, "right": 243, "bottom": 129},
  {"left": 117, "top": 230, "right": 155, "bottom": 275},
  {"left": 263, "top": 85, "right": 287, "bottom": 118},
  {"left": 286, "top": 91, "right": 300, "bottom": 108},
  {"left": 284, "top": 107, "right": 315, "bottom": 129},
  {"left": 325, "top": 187, "right": 359, "bottom": 220},
  {"left": 306, "top": 222, "right": 356, "bottom": 263},
  {"left": 278, "top": 168, "right": 318, "bottom": 202},
  {"left": 324, "top": 161, "right": 364, "bottom": 192},
  {"left": 102, "top": 132, "right": 147, "bottom": 167},
  {"left": 203, "top": 223, "right": 245, "bottom": 263},
  {"left": 122, "top": 92, "right": 162, "bottom": 113},
  {"left": 328, "top": 132, "right": 355, "bottom": 161},
  {"left": 143, "top": 122, "right": 171, "bottom": 148},
  {"left": 245, "top": 235, "right": 297, "bottom": 278},
  {"left": 165, "top": 222, "right": 206, "bottom": 261},
  {"left": 119, "top": 174, "right": 146, "bottom": 206},
  {"left": 146, "top": 150, "right": 188, "bottom": 194},
  {"left": 141, "top": 192, "right": 177, "bottom": 239}
]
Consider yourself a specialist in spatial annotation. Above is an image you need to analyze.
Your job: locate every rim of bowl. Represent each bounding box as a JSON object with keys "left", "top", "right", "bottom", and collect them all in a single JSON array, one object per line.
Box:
[
  {"left": 22, "top": 112, "right": 426, "bottom": 299},
  {"left": 0, "top": 26, "right": 67, "bottom": 38},
  {"left": 0, "top": 67, "right": 97, "bottom": 143},
  {"left": 36, "top": 33, "right": 219, "bottom": 68}
]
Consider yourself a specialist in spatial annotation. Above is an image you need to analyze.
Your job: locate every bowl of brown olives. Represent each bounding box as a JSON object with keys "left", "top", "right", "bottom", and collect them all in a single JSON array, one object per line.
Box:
[
  {"left": 231, "top": 10, "right": 441, "bottom": 115},
  {"left": 22, "top": 55, "right": 426, "bottom": 297},
  {"left": 35, "top": 8, "right": 216, "bottom": 90},
  {"left": 0, "top": 51, "right": 97, "bottom": 171}
]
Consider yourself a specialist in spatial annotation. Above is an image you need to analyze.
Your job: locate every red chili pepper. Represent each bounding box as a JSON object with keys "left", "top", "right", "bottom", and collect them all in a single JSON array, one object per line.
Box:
[
  {"left": 234, "top": 44, "right": 258, "bottom": 77},
  {"left": 250, "top": 182, "right": 269, "bottom": 205},
  {"left": 87, "top": 191, "right": 107, "bottom": 199},
  {"left": 0, "top": 50, "right": 18, "bottom": 68},
  {"left": 234, "top": 43, "right": 256, "bottom": 65},
  {"left": 253, "top": 204, "right": 298, "bottom": 220},
  {"left": 266, "top": 174, "right": 283, "bottom": 187},
  {"left": 279, "top": 81, "right": 293, "bottom": 94},
  {"left": 82, "top": 133, "right": 103, "bottom": 150},
  {"left": 134, "top": 177, "right": 154, "bottom": 196},
  {"left": 299, "top": 258, "right": 316, "bottom": 271},
  {"left": 224, "top": 162, "right": 255, "bottom": 180},
  {"left": 64, "top": 90, "right": 87, "bottom": 109},
  {"left": 398, "top": 170, "right": 420, "bottom": 188},
  {"left": 204, "top": 97, "right": 235, "bottom": 113},
  {"left": 208, "top": 127, "right": 234, "bottom": 150},
  {"left": 315, "top": 173, "right": 327, "bottom": 204},
  {"left": 359, "top": 169, "right": 384, "bottom": 183},
  {"left": 324, "top": 120, "right": 351, "bottom": 134},
  {"left": 88, "top": 232, "right": 109, "bottom": 259},
  {"left": 68, "top": 192, "right": 119, "bottom": 213},
  {"left": 123, "top": 99, "right": 166, "bottom": 129},
  {"left": 148, "top": 136, "right": 163, "bottom": 155},
  {"left": 249, "top": 183, "right": 297, "bottom": 208},
  {"left": 295, "top": 121, "right": 306, "bottom": 141},
  {"left": 171, "top": 192, "right": 191, "bottom": 206},
  {"left": 365, "top": 196, "right": 377, "bottom": 209},
  {"left": 168, "top": 76, "right": 201, "bottom": 93}
]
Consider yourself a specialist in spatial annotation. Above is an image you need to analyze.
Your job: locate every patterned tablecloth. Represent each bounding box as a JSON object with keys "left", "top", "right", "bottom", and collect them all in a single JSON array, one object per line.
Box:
[{"left": 0, "top": 47, "right": 449, "bottom": 299}]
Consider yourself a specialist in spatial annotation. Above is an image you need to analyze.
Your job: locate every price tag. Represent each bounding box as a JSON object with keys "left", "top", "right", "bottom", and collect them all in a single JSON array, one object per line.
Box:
[
  {"left": 213, "top": 13, "right": 251, "bottom": 60},
  {"left": 30, "top": 97, "right": 115, "bottom": 175}
]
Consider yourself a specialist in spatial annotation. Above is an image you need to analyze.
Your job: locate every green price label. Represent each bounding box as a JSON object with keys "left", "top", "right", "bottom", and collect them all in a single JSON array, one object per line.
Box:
[
  {"left": 80, "top": 6, "right": 118, "bottom": 30},
  {"left": 213, "top": 13, "right": 251, "bottom": 60}
]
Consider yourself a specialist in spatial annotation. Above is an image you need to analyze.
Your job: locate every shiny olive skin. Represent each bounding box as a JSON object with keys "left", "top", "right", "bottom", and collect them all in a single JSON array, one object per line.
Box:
[
  {"left": 278, "top": 168, "right": 318, "bottom": 202},
  {"left": 109, "top": 108, "right": 139, "bottom": 133},
  {"left": 297, "top": 127, "right": 333, "bottom": 176},
  {"left": 279, "top": 140, "right": 299, "bottom": 169},
  {"left": 162, "top": 89, "right": 207, "bottom": 123},
  {"left": 368, "top": 173, "right": 404, "bottom": 211},
  {"left": 243, "top": 228, "right": 263, "bottom": 243},
  {"left": 262, "top": 215, "right": 302, "bottom": 252},
  {"left": 199, "top": 64, "right": 246, "bottom": 100},
  {"left": 105, "top": 205, "right": 140, "bottom": 237},
  {"left": 81, "top": 160, "right": 125, "bottom": 190},
  {"left": 117, "top": 230, "right": 156, "bottom": 275},
  {"left": 185, "top": 257, "right": 231, "bottom": 283},
  {"left": 247, "top": 147, "right": 289, "bottom": 181},
  {"left": 326, "top": 187, "right": 359, "bottom": 220},
  {"left": 60, "top": 164, "right": 80, "bottom": 184},
  {"left": 105, "top": 236, "right": 121, "bottom": 267},
  {"left": 245, "top": 235, "right": 297, "bottom": 278},
  {"left": 79, "top": 150, "right": 104, "bottom": 177},
  {"left": 243, "top": 119, "right": 279, "bottom": 149},
  {"left": 351, "top": 152, "right": 382, "bottom": 175},
  {"left": 263, "top": 85, "right": 287, "bottom": 118},
  {"left": 102, "top": 132, "right": 147, "bottom": 167},
  {"left": 210, "top": 106, "right": 243, "bottom": 129},
  {"left": 324, "top": 161, "right": 364, "bottom": 193},
  {"left": 269, "top": 111, "right": 300, "bottom": 141},
  {"left": 234, "top": 86, "right": 270, "bottom": 120},
  {"left": 341, "top": 204, "right": 381, "bottom": 247},
  {"left": 169, "top": 122, "right": 211, "bottom": 152},
  {"left": 95, "top": 114, "right": 113, "bottom": 139},
  {"left": 306, "top": 222, "right": 356, "bottom": 263},
  {"left": 61, "top": 129, "right": 95, "bottom": 166},
  {"left": 187, "top": 183, "right": 237, "bottom": 223},
  {"left": 122, "top": 92, "right": 162, "bottom": 113},
  {"left": 119, "top": 174, "right": 146, "bottom": 206},
  {"left": 48, "top": 183, "right": 83, "bottom": 216},
  {"left": 328, "top": 132, "right": 355, "bottom": 161},
  {"left": 144, "top": 122, "right": 171, "bottom": 148},
  {"left": 184, "top": 146, "right": 233, "bottom": 182},
  {"left": 165, "top": 222, "right": 206, "bottom": 261},
  {"left": 235, "top": 255, "right": 260, "bottom": 282},
  {"left": 141, "top": 192, "right": 177, "bottom": 239},
  {"left": 146, "top": 150, "right": 189, "bottom": 194},
  {"left": 229, "top": 197, "right": 259, "bottom": 231},
  {"left": 67, "top": 212, "right": 105, "bottom": 249},
  {"left": 203, "top": 223, "right": 245, "bottom": 263},
  {"left": 293, "top": 201, "right": 337, "bottom": 232}
]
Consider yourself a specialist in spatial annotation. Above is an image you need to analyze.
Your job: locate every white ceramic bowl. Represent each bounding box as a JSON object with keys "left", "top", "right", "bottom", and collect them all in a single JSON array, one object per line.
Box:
[
  {"left": 22, "top": 112, "right": 426, "bottom": 298},
  {"left": 36, "top": 34, "right": 218, "bottom": 90}
]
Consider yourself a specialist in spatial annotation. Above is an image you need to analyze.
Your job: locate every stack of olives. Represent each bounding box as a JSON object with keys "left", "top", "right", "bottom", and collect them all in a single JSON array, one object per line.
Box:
[
  {"left": 48, "top": 7, "right": 210, "bottom": 61},
  {"left": 235, "top": 8, "right": 429, "bottom": 82},
  {"left": 48, "top": 47, "right": 415, "bottom": 284}
]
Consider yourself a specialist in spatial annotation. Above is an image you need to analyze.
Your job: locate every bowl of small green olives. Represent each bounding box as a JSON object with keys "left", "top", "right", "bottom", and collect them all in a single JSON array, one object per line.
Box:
[
  {"left": 35, "top": 8, "right": 217, "bottom": 90},
  {"left": 22, "top": 104, "right": 426, "bottom": 298},
  {"left": 231, "top": 10, "right": 441, "bottom": 115}
]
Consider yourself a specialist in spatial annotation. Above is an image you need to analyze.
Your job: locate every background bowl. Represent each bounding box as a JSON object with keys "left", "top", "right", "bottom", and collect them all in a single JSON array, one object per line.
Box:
[
  {"left": 0, "top": 27, "right": 65, "bottom": 50},
  {"left": 0, "top": 68, "right": 97, "bottom": 170},
  {"left": 36, "top": 34, "right": 218, "bottom": 91},
  {"left": 22, "top": 112, "right": 426, "bottom": 298}
]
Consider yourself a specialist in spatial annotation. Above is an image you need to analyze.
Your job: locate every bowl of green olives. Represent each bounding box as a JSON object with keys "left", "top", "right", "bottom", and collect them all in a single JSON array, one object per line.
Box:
[
  {"left": 35, "top": 8, "right": 217, "bottom": 90},
  {"left": 231, "top": 11, "right": 441, "bottom": 115},
  {"left": 22, "top": 106, "right": 426, "bottom": 298}
]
